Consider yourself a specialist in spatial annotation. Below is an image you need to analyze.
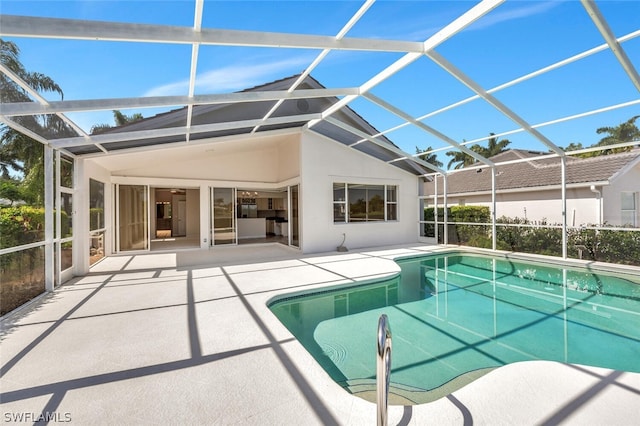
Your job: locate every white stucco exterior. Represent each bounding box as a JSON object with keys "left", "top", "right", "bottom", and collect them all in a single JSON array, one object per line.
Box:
[
  {"left": 441, "top": 186, "right": 602, "bottom": 226},
  {"left": 431, "top": 157, "right": 640, "bottom": 227},
  {"left": 603, "top": 160, "right": 640, "bottom": 226},
  {"left": 76, "top": 128, "right": 421, "bottom": 274},
  {"left": 300, "top": 131, "right": 419, "bottom": 253}
]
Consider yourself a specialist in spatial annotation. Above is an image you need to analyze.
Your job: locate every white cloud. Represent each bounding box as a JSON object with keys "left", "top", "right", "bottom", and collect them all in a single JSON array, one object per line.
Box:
[
  {"left": 143, "top": 56, "right": 313, "bottom": 97},
  {"left": 398, "top": 1, "right": 563, "bottom": 40},
  {"left": 366, "top": 0, "right": 562, "bottom": 41},
  {"left": 468, "top": 1, "right": 562, "bottom": 31}
]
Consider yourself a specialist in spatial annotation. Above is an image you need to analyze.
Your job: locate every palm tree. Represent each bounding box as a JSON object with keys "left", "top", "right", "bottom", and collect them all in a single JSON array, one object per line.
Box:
[
  {"left": 445, "top": 133, "right": 511, "bottom": 169},
  {"left": 478, "top": 133, "right": 511, "bottom": 158},
  {"left": 415, "top": 146, "right": 443, "bottom": 168},
  {"left": 91, "top": 110, "right": 144, "bottom": 134},
  {"left": 561, "top": 142, "right": 584, "bottom": 152},
  {"left": 1, "top": 39, "right": 74, "bottom": 204},
  {"left": 0, "top": 39, "right": 63, "bottom": 103},
  {"left": 594, "top": 115, "right": 640, "bottom": 155},
  {"left": 445, "top": 149, "right": 475, "bottom": 170}
]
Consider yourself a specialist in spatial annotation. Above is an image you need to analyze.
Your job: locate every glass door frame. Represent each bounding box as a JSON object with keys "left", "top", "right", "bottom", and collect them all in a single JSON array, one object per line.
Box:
[
  {"left": 211, "top": 187, "right": 238, "bottom": 246},
  {"left": 114, "top": 183, "right": 151, "bottom": 253},
  {"left": 288, "top": 184, "right": 300, "bottom": 248}
]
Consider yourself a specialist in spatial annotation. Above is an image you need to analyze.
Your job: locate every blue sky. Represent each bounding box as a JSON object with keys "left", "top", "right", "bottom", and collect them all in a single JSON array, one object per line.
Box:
[{"left": 2, "top": 0, "right": 639, "bottom": 167}]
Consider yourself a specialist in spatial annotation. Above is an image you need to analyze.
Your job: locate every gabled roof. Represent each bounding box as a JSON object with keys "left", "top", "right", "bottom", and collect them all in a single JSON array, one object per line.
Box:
[
  {"left": 426, "top": 149, "right": 640, "bottom": 195},
  {"left": 72, "top": 74, "right": 432, "bottom": 177}
]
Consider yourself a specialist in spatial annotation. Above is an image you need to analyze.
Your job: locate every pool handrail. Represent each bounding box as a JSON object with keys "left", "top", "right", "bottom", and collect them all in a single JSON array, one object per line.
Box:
[{"left": 377, "top": 314, "right": 392, "bottom": 426}]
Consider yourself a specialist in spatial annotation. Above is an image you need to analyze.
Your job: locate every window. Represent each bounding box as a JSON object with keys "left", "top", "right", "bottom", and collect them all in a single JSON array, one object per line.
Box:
[
  {"left": 333, "top": 183, "right": 346, "bottom": 222},
  {"left": 621, "top": 192, "right": 637, "bottom": 226},
  {"left": 60, "top": 156, "right": 74, "bottom": 189},
  {"left": 89, "top": 179, "right": 105, "bottom": 265},
  {"left": 90, "top": 179, "right": 105, "bottom": 231},
  {"left": 387, "top": 186, "right": 397, "bottom": 221},
  {"left": 333, "top": 183, "right": 398, "bottom": 223}
]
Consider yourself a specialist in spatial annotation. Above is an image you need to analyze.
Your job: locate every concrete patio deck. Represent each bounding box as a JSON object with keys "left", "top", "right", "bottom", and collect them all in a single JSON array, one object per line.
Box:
[{"left": 1, "top": 244, "right": 638, "bottom": 425}]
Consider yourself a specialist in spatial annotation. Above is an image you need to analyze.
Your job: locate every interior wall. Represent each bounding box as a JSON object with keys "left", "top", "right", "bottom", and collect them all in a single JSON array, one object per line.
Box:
[
  {"left": 150, "top": 189, "right": 157, "bottom": 237},
  {"left": 171, "top": 194, "right": 187, "bottom": 236},
  {"left": 300, "top": 131, "right": 419, "bottom": 253},
  {"left": 155, "top": 190, "right": 172, "bottom": 202}
]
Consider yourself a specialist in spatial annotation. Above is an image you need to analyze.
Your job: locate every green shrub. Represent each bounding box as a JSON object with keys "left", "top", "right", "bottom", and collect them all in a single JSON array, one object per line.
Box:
[
  {"left": 424, "top": 206, "right": 492, "bottom": 248},
  {"left": 0, "top": 206, "right": 45, "bottom": 249},
  {"left": 450, "top": 205, "right": 490, "bottom": 223},
  {"left": 568, "top": 225, "right": 640, "bottom": 266},
  {"left": 0, "top": 206, "right": 69, "bottom": 249},
  {"left": 495, "top": 217, "right": 563, "bottom": 257},
  {"left": 597, "top": 228, "right": 640, "bottom": 266}
]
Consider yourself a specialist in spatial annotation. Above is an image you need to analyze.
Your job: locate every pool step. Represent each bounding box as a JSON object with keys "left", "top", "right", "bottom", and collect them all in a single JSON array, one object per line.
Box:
[{"left": 344, "top": 367, "right": 496, "bottom": 405}]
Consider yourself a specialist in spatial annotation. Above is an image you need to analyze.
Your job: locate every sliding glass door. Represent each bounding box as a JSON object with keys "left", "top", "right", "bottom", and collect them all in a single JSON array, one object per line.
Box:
[
  {"left": 289, "top": 184, "right": 299, "bottom": 248},
  {"left": 212, "top": 187, "right": 237, "bottom": 245},
  {"left": 117, "top": 184, "right": 149, "bottom": 252}
]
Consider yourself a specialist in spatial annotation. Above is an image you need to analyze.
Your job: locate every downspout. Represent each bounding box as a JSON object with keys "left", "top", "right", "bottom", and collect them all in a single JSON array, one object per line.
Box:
[{"left": 590, "top": 185, "right": 602, "bottom": 226}]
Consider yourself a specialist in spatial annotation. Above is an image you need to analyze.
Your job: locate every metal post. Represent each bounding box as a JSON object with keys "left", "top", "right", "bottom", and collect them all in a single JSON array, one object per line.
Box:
[
  {"left": 55, "top": 151, "right": 61, "bottom": 285},
  {"left": 44, "top": 146, "right": 54, "bottom": 291},
  {"left": 74, "top": 158, "right": 88, "bottom": 276},
  {"left": 377, "top": 314, "right": 392, "bottom": 426},
  {"left": 561, "top": 156, "right": 567, "bottom": 259},
  {"left": 491, "top": 167, "right": 497, "bottom": 251},
  {"left": 434, "top": 175, "right": 439, "bottom": 243},
  {"left": 443, "top": 174, "right": 448, "bottom": 245}
]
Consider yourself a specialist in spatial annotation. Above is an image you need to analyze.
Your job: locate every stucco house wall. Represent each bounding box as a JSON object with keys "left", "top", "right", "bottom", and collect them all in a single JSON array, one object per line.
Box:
[
  {"left": 91, "top": 133, "right": 298, "bottom": 183},
  {"left": 425, "top": 150, "right": 640, "bottom": 228},
  {"left": 443, "top": 186, "right": 601, "bottom": 225},
  {"left": 276, "top": 137, "right": 300, "bottom": 182},
  {"left": 79, "top": 127, "right": 421, "bottom": 269},
  {"left": 603, "top": 161, "right": 640, "bottom": 226},
  {"left": 79, "top": 132, "right": 301, "bottom": 267},
  {"left": 300, "top": 131, "right": 419, "bottom": 253}
]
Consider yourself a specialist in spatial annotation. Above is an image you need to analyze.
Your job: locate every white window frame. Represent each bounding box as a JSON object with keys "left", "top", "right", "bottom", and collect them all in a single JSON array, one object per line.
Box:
[
  {"left": 56, "top": 152, "right": 75, "bottom": 284},
  {"left": 333, "top": 183, "right": 398, "bottom": 223},
  {"left": 621, "top": 191, "right": 637, "bottom": 227}
]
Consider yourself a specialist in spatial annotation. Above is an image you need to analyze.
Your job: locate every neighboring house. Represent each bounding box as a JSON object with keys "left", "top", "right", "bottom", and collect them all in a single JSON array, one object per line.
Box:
[
  {"left": 424, "top": 149, "right": 640, "bottom": 227},
  {"left": 76, "top": 75, "right": 431, "bottom": 274}
]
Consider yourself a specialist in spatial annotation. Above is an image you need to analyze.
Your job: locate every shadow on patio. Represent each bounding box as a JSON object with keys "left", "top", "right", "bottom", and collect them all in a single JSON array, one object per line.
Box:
[{"left": 1, "top": 244, "right": 638, "bottom": 425}]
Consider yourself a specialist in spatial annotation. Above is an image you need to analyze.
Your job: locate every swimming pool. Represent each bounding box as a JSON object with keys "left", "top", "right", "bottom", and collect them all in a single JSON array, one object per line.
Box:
[{"left": 269, "top": 252, "right": 640, "bottom": 404}]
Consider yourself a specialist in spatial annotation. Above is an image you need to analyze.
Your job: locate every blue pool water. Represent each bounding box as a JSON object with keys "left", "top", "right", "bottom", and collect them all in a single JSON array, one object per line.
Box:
[{"left": 269, "top": 253, "right": 640, "bottom": 403}]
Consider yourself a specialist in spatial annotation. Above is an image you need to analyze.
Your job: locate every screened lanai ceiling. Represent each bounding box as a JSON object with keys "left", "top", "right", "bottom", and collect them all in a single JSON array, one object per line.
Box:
[{"left": 0, "top": 0, "right": 639, "bottom": 177}]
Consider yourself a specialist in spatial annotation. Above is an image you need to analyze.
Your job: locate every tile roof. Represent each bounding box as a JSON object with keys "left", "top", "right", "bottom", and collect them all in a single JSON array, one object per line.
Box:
[
  {"left": 426, "top": 149, "right": 640, "bottom": 195},
  {"left": 77, "top": 74, "right": 432, "bottom": 176}
]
